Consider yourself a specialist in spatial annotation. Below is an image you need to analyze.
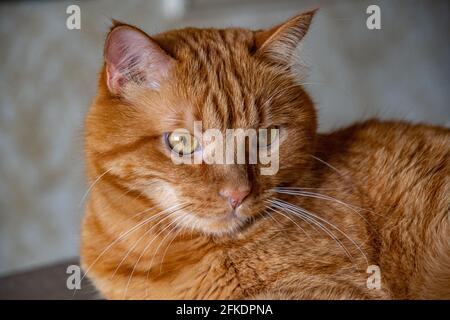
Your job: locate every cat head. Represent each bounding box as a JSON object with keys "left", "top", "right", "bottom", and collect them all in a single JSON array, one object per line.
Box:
[{"left": 85, "top": 10, "right": 317, "bottom": 236}]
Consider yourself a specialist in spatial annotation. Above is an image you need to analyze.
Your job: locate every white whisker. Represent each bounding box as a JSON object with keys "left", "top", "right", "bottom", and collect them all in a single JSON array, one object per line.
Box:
[
  {"left": 159, "top": 218, "right": 187, "bottom": 274},
  {"left": 109, "top": 203, "right": 188, "bottom": 280},
  {"left": 272, "top": 189, "right": 378, "bottom": 228},
  {"left": 78, "top": 168, "right": 113, "bottom": 208},
  {"left": 265, "top": 205, "right": 312, "bottom": 240},
  {"left": 263, "top": 208, "right": 284, "bottom": 228},
  {"left": 124, "top": 208, "right": 189, "bottom": 299},
  {"left": 268, "top": 200, "right": 354, "bottom": 262},
  {"left": 272, "top": 199, "right": 368, "bottom": 266},
  {"left": 79, "top": 202, "right": 187, "bottom": 288},
  {"left": 310, "top": 154, "right": 345, "bottom": 177}
]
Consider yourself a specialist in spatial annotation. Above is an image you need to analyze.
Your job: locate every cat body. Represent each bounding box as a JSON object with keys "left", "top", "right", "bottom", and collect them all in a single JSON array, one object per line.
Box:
[{"left": 81, "top": 10, "right": 450, "bottom": 299}]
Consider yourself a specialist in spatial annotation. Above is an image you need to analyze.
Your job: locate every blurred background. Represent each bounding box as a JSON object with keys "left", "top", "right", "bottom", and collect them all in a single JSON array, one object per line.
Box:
[{"left": 0, "top": 0, "right": 449, "bottom": 276}]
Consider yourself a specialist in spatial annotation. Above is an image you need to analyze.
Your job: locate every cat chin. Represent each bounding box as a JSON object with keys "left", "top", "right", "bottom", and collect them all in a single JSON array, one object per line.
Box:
[
  {"left": 177, "top": 210, "right": 251, "bottom": 237},
  {"left": 201, "top": 216, "right": 250, "bottom": 237}
]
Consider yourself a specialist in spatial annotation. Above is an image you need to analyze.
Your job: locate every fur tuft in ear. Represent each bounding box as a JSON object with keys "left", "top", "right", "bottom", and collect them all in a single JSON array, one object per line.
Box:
[
  {"left": 104, "top": 24, "right": 173, "bottom": 94},
  {"left": 254, "top": 9, "right": 317, "bottom": 66}
]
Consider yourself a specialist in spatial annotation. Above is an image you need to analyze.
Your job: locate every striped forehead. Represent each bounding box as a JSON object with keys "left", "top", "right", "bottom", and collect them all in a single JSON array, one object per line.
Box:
[{"left": 174, "top": 29, "right": 264, "bottom": 131}]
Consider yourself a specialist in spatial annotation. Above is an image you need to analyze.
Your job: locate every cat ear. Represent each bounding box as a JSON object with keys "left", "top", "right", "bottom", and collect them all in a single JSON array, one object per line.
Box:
[
  {"left": 104, "top": 24, "right": 174, "bottom": 94},
  {"left": 254, "top": 9, "right": 317, "bottom": 66}
]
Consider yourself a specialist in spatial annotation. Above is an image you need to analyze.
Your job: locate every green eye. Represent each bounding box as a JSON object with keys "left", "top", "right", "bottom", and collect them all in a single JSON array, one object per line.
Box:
[
  {"left": 259, "top": 127, "right": 279, "bottom": 148},
  {"left": 166, "top": 131, "right": 199, "bottom": 155}
]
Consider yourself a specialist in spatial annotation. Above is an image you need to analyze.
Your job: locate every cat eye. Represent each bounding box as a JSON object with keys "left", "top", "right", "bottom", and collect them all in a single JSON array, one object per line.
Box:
[
  {"left": 166, "top": 131, "right": 200, "bottom": 155},
  {"left": 258, "top": 127, "right": 279, "bottom": 148}
]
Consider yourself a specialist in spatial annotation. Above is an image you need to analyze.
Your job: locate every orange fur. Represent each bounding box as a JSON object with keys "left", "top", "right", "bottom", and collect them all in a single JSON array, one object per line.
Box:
[{"left": 80, "top": 10, "right": 450, "bottom": 299}]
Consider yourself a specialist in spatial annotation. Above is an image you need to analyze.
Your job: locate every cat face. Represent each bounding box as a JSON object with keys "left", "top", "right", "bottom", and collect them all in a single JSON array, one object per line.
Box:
[{"left": 85, "top": 11, "right": 317, "bottom": 236}]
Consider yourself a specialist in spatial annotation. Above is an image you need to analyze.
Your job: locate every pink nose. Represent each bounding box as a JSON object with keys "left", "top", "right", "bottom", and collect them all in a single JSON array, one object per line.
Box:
[{"left": 220, "top": 189, "right": 250, "bottom": 209}]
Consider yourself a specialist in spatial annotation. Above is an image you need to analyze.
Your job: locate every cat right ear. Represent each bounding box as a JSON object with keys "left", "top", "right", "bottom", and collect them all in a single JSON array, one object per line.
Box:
[
  {"left": 104, "top": 24, "right": 174, "bottom": 95},
  {"left": 254, "top": 9, "right": 317, "bottom": 67}
]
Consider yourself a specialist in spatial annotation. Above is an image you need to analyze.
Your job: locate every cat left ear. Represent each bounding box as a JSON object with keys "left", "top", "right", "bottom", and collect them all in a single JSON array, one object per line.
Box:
[
  {"left": 254, "top": 9, "right": 317, "bottom": 66},
  {"left": 104, "top": 23, "right": 174, "bottom": 94}
]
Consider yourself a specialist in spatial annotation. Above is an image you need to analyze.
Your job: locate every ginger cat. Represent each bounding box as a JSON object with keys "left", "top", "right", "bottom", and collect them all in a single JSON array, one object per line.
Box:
[{"left": 80, "top": 10, "right": 450, "bottom": 299}]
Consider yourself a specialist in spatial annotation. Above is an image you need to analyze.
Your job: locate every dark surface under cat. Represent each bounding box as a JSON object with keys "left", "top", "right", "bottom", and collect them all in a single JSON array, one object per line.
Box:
[{"left": 0, "top": 259, "right": 99, "bottom": 300}]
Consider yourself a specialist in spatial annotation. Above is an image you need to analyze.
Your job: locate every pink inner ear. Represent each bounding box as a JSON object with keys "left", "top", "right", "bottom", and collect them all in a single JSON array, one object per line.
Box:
[{"left": 104, "top": 26, "right": 172, "bottom": 94}]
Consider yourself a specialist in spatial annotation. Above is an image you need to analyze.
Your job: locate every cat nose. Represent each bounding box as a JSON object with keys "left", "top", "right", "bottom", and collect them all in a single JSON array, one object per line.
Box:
[{"left": 220, "top": 188, "right": 251, "bottom": 209}]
